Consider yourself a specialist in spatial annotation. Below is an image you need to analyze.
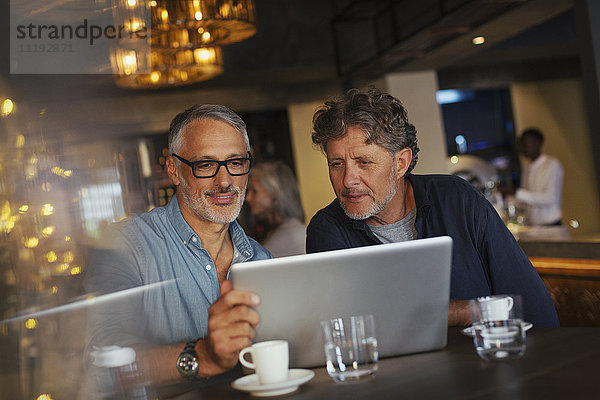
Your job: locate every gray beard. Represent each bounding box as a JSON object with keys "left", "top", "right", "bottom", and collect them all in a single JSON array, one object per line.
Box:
[
  {"left": 179, "top": 178, "right": 245, "bottom": 224},
  {"left": 340, "top": 167, "right": 398, "bottom": 221}
]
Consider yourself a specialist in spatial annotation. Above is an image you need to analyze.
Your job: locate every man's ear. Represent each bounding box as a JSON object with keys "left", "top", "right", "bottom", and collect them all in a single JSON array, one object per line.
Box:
[
  {"left": 395, "top": 148, "right": 413, "bottom": 178},
  {"left": 166, "top": 156, "right": 180, "bottom": 186}
]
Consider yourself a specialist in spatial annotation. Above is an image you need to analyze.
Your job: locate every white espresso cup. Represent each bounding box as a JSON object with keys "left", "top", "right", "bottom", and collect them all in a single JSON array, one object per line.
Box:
[
  {"left": 471, "top": 295, "right": 515, "bottom": 322},
  {"left": 239, "top": 340, "right": 289, "bottom": 385}
]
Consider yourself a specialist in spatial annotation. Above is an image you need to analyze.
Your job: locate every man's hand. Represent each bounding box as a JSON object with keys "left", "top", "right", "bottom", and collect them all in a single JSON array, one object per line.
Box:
[
  {"left": 198, "top": 280, "right": 260, "bottom": 377},
  {"left": 448, "top": 300, "right": 471, "bottom": 327}
]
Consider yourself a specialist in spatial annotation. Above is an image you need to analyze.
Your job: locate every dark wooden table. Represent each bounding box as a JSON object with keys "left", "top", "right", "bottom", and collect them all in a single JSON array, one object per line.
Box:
[{"left": 164, "top": 327, "right": 600, "bottom": 399}]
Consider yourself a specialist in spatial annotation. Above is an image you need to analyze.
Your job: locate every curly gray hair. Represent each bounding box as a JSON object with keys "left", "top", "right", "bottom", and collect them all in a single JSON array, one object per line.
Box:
[{"left": 312, "top": 87, "right": 419, "bottom": 173}]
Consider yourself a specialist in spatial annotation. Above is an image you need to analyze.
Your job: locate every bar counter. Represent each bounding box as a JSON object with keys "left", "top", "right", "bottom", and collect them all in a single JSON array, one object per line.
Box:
[
  {"left": 163, "top": 327, "right": 600, "bottom": 399},
  {"left": 522, "top": 241, "right": 600, "bottom": 327}
]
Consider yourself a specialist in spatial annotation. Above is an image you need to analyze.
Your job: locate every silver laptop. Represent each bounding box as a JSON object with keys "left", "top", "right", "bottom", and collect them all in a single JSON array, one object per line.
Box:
[{"left": 230, "top": 236, "right": 453, "bottom": 368}]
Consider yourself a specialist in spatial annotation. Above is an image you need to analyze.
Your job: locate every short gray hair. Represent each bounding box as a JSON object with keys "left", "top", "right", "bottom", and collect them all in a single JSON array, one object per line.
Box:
[
  {"left": 250, "top": 161, "right": 305, "bottom": 223},
  {"left": 168, "top": 104, "right": 250, "bottom": 154}
]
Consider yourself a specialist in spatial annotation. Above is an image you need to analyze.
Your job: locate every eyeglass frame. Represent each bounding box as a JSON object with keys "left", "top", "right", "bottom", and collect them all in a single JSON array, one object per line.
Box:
[{"left": 171, "top": 152, "right": 254, "bottom": 178}]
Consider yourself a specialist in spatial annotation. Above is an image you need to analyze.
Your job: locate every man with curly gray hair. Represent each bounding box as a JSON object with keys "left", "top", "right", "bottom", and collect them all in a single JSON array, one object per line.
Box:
[{"left": 306, "top": 88, "right": 558, "bottom": 328}]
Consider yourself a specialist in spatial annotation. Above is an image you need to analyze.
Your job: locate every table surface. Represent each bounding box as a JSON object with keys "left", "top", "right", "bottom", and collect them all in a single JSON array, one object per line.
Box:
[{"left": 163, "top": 327, "right": 600, "bottom": 400}]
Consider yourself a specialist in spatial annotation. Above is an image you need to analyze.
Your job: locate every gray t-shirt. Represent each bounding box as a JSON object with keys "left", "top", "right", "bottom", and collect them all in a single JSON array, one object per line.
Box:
[{"left": 368, "top": 207, "right": 417, "bottom": 243}]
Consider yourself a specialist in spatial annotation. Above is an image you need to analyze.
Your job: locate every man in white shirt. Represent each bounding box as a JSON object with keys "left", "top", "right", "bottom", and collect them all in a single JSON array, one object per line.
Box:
[{"left": 502, "top": 129, "right": 564, "bottom": 225}]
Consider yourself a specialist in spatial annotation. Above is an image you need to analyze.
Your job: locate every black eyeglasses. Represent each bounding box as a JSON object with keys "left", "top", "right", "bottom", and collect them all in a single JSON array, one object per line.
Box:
[{"left": 171, "top": 153, "right": 253, "bottom": 178}]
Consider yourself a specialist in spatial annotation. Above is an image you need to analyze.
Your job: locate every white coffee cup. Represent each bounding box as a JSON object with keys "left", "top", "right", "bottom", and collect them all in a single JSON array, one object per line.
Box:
[
  {"left": 239, "top": 340, "right": 289, "bottom": 385},
  {"left": 472, "top": 295, "right": 515, "bottom": 322}
]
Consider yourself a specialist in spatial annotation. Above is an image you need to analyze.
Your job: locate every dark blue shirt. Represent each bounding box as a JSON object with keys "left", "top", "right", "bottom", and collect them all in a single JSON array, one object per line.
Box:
[{"left": 306, "top": 174, "right": 559, "bottom": 327}]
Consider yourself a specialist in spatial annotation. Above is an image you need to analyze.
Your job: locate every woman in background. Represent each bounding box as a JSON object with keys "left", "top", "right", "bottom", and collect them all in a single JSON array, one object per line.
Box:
[{"left": 245, "top": 161, "right": 306, "bottom": 257}]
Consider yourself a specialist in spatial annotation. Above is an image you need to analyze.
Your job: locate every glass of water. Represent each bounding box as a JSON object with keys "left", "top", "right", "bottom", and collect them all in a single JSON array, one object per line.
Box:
[
  {"left": 472, "top": 319, "right": 526, "bottom": 360},
  {"left": 469, "top": 295, "right": 526, "bottom": 360},
  {"left": 320, "top": 314, "right": 378, "bottom": 382}
]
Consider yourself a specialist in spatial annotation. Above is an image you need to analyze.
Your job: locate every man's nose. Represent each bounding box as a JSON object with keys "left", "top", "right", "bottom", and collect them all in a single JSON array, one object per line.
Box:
[
  {"left": 342, "top": 164, "right": 360, "bottom": 188},
  {"left": 214, "top": 164, "right": 234, "bottom": 187}
]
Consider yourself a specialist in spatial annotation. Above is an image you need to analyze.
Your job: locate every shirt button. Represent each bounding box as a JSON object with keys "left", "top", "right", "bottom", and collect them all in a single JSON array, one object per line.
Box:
[
  {"left": 205, "top": 265, "right": 212, "bottom": 271},
  {"left": 192, "top": 237, "right": 197, "bottom": 242}
]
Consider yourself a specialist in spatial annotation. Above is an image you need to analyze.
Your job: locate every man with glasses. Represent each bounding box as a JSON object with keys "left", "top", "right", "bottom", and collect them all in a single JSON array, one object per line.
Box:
[{"left": 85, "top": 105, "right": 271, "bottom": 388}]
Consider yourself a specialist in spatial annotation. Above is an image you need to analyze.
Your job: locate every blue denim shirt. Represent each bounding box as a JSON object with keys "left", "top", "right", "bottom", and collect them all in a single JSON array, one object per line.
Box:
[
  {"left": 306, "top": 174, "right": 559, "bottom": 327},
  {"left": 85, "top": 195, "right": 271, "bottom": 347}
]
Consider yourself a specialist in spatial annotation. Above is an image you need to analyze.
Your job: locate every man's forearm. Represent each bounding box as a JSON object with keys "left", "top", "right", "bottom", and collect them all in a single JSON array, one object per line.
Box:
[
  {"left": 131, "top": 339, "right": 227, "bottom": 387},
  {"left": 448, "top": 299, "right": 471, "bottom": 327},
  {"left": 133, "top": 342, "right": 186, "bottom": 385}
]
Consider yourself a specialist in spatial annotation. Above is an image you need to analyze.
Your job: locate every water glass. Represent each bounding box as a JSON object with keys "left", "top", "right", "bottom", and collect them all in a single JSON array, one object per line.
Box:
[
  {"left": 472, "top": 319, "right": 526, "bottom": 360},
  {"left": 320, "top": 314, "right": 378, "bottom": 382},
  {"left": 469, "top": 295, "right": 526, "bottom": 360}
]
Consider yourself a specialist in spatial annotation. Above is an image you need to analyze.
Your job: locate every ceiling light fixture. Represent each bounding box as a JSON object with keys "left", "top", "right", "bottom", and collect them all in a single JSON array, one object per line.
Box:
[
  {"left": 151, "top": 0, "right": 257, "bottom": 46},
  {"left": 111, "top": 0, "right": 256, "bottom": 88}
]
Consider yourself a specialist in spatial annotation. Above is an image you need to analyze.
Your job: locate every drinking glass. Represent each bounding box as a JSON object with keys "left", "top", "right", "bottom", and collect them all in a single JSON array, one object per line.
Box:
[
  {"left": 469, "top": 295, "right": 526, "bottom": 360},
  {"left": 320, "top": 314, "right": 378, "bottom": 382}
]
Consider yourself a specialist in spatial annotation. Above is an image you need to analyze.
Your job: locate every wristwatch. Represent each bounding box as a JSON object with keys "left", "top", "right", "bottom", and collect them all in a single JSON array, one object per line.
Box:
[{"left": 176, "top": 339, "right": 199, "bottom": 379}]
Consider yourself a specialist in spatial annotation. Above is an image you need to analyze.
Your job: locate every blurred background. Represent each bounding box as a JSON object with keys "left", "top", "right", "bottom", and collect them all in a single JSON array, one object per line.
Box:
[{"left": 1, "top": 0, "right": 600, "bottom": 399}]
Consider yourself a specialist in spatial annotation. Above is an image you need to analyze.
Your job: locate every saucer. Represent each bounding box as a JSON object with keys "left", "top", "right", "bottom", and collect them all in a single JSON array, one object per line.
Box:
[
  {"left": 461, "top": 321, "right": 533, "bottom": 337},
  {"left": 232, "top": 369, "right": 315, "bottom": 397}
]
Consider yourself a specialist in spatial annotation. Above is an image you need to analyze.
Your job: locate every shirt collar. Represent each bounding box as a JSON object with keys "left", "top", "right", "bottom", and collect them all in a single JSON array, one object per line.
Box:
[
  {"left": 229, "top": 219, "right": 255, "bottom": 261},
  {"left": 166, "top": 195, "right": 197, "bottom": 246},
  {"left": 406, "top": 174, "right": 431, "bottom": 217},
  {"left": 166, "top": 195, "right": 254, "bottom": 261}
]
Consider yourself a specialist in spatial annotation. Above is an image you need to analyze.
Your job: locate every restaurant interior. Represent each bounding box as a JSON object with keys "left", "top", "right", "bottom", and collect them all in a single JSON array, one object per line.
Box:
[{"left": 1, "top": 0, "right": 599, "bottom": 399}]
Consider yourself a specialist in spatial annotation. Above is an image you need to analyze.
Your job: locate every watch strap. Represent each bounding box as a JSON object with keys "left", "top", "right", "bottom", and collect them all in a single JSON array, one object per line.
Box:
[{"left": 183, "top": 339, "right": 198, "bottom": 354}]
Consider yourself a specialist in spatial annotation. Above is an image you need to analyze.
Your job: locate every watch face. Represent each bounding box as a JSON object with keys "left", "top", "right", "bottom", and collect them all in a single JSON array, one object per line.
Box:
[{"left": 177, "top": 352, "right": 199, "bottom": 376}]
